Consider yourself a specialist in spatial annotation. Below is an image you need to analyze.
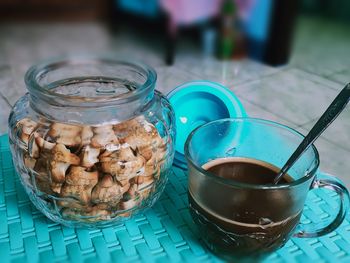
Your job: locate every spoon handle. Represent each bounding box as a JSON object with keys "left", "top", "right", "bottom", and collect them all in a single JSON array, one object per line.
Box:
[{"left": 274, "top": 83, "right": 350, "bottom": 184}]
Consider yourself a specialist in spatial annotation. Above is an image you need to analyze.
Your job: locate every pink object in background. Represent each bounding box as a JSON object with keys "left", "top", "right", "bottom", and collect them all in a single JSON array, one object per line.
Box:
[
  {"left": 160, "top": 0, "right": 222, "bottom": 25},
  {"left": 235, "top": 0, "right": 256, "bottom": 21}
]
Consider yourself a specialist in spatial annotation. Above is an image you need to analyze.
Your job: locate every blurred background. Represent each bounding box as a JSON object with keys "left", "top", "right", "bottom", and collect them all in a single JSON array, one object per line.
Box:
[
  {"left": 0, "top": 0, "right": 349, "bottom": 66},
  {"left": 0, "top": 0, "right": 349, "bottom": 185}
]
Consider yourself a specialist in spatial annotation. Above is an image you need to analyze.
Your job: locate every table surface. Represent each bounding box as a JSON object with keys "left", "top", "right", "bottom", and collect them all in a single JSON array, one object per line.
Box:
[{"left": 1, "top": 134, "right": 350, "bottom": 263}]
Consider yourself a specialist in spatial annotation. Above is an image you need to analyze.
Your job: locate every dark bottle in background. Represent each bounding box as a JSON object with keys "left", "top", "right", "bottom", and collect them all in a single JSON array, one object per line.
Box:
[
  {"left": 242, "top": 0, "right": 298, "bottom": 66},
  {"left": 263, "top": 0, "right": 299, "bottom": 66}
]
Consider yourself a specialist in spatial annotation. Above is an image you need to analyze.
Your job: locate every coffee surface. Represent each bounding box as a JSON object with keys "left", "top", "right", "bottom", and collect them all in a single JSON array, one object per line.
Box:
[{"left": 202, "top": 157, "right": 292, "bottom": 185}]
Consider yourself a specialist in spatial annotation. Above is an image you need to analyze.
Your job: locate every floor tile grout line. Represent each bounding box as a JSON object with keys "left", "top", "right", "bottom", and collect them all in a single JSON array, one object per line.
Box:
[
  {"left": 231, "top": 66, "right": 291, "bottom": 89},
  {"left": 327, "top": 68, "right": 349, "bottom": 76},
  {"left": 231, "top": 65, "right": 320, "bottom": 90},
  {"left": 0, "top": 92, "right": 12, "bottom": 108},
  {"left": 296, "top": 118, "right": 318, "bottom": 128},
  {"left": 298, "top": 119, "right": 350, "bottom": 152},
  {"left": 174, "top": 59, "right": 288, "bottom": 88},
  {"left": 326, "top": 77, "right": 350, "bottom": 86},
  {"left": 239, "top": 97, "right": 301, "bottom": 127},
  {"left": 292, "top": 67, "right": 346, "bottom": 90},
  {"left": 318, "top": 136, "right": 350, "bottom": 153}
]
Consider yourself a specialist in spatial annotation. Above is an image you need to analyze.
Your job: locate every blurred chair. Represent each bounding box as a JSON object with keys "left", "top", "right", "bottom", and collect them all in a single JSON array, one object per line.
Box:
[
  {"left": 117, "top": 0, "right": 160, "bottom": 18},
  {"left": 160, "top": 0, "right": 221, "bottom": 64},
  {"left": 115, "top": 0, "right": 220, "bottom": 65}
]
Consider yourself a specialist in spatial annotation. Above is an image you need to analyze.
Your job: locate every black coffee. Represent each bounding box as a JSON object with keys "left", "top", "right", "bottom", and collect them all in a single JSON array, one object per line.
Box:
[{"left": 189, "top": 157, "right": 301, "bottom": 260}]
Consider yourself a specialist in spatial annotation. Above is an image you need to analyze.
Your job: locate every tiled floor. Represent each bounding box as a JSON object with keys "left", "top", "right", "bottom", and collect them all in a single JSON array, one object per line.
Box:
[
  {"left": 290, "top": 17, "right": 350, "bottom": 79},
  {"left": 0, "top": 16, "right": 349, "bottom": 187},
  {"left": 175, "top": 56, "right": 280, "bottom": 87},
  {"left": 233, "top": 68, "right": 341, "bottom": 126}
]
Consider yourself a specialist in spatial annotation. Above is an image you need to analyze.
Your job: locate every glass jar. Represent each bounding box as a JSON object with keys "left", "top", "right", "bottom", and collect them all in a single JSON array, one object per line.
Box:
[{"left": 8, "top": 56, "right": 175, "bottom": 228}]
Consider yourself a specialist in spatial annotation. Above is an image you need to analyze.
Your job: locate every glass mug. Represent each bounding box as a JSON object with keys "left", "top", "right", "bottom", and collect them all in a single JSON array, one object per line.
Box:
[{"left": 185, "top": 118, "right": 349, "bottom": 261}]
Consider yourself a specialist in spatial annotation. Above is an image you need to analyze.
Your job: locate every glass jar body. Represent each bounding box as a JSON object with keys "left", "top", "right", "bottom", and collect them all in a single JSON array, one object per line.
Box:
[{"left": 8, "top": 57, "right": 175, "bottom": 228}]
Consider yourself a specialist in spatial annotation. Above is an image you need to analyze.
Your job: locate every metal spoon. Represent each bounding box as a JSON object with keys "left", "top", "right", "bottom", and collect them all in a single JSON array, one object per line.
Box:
[{"left": 274, "top": 83, "right": 350, "bottom": 184}]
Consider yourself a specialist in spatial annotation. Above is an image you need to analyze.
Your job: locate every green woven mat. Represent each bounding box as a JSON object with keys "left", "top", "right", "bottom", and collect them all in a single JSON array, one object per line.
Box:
[{"left": 0, "top": 134, "right": 350, "bottom": 263}]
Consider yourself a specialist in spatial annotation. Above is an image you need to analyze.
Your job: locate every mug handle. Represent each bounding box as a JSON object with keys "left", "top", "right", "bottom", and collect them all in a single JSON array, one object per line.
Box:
[{"left": 294, "top": 175, "right": 350, "bottom": 238}]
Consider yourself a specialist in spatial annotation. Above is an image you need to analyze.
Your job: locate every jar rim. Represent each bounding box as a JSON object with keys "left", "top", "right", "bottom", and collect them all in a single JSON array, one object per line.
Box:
[{"left": 24, "top": 54, "right": 157, "bottom": 106}]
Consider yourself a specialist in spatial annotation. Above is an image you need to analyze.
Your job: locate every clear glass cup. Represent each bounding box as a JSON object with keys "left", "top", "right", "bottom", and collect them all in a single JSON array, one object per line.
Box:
[
  {"left": 8, "top": 55, "right": 175, "bottom": 228},
  {"left": 185, "top": 118, "right": 349, "bottom": 261}
]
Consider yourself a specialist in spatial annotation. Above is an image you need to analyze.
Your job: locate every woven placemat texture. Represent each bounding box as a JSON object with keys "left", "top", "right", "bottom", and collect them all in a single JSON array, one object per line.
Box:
[{"left": 0, "top": 134, "right": 349, "bottom": 263}]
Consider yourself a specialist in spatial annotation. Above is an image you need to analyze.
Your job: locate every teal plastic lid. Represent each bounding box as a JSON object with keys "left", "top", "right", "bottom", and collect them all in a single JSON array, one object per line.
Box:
[{"left": 167, "top": 81, "right": 247, "bottom": 168}]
